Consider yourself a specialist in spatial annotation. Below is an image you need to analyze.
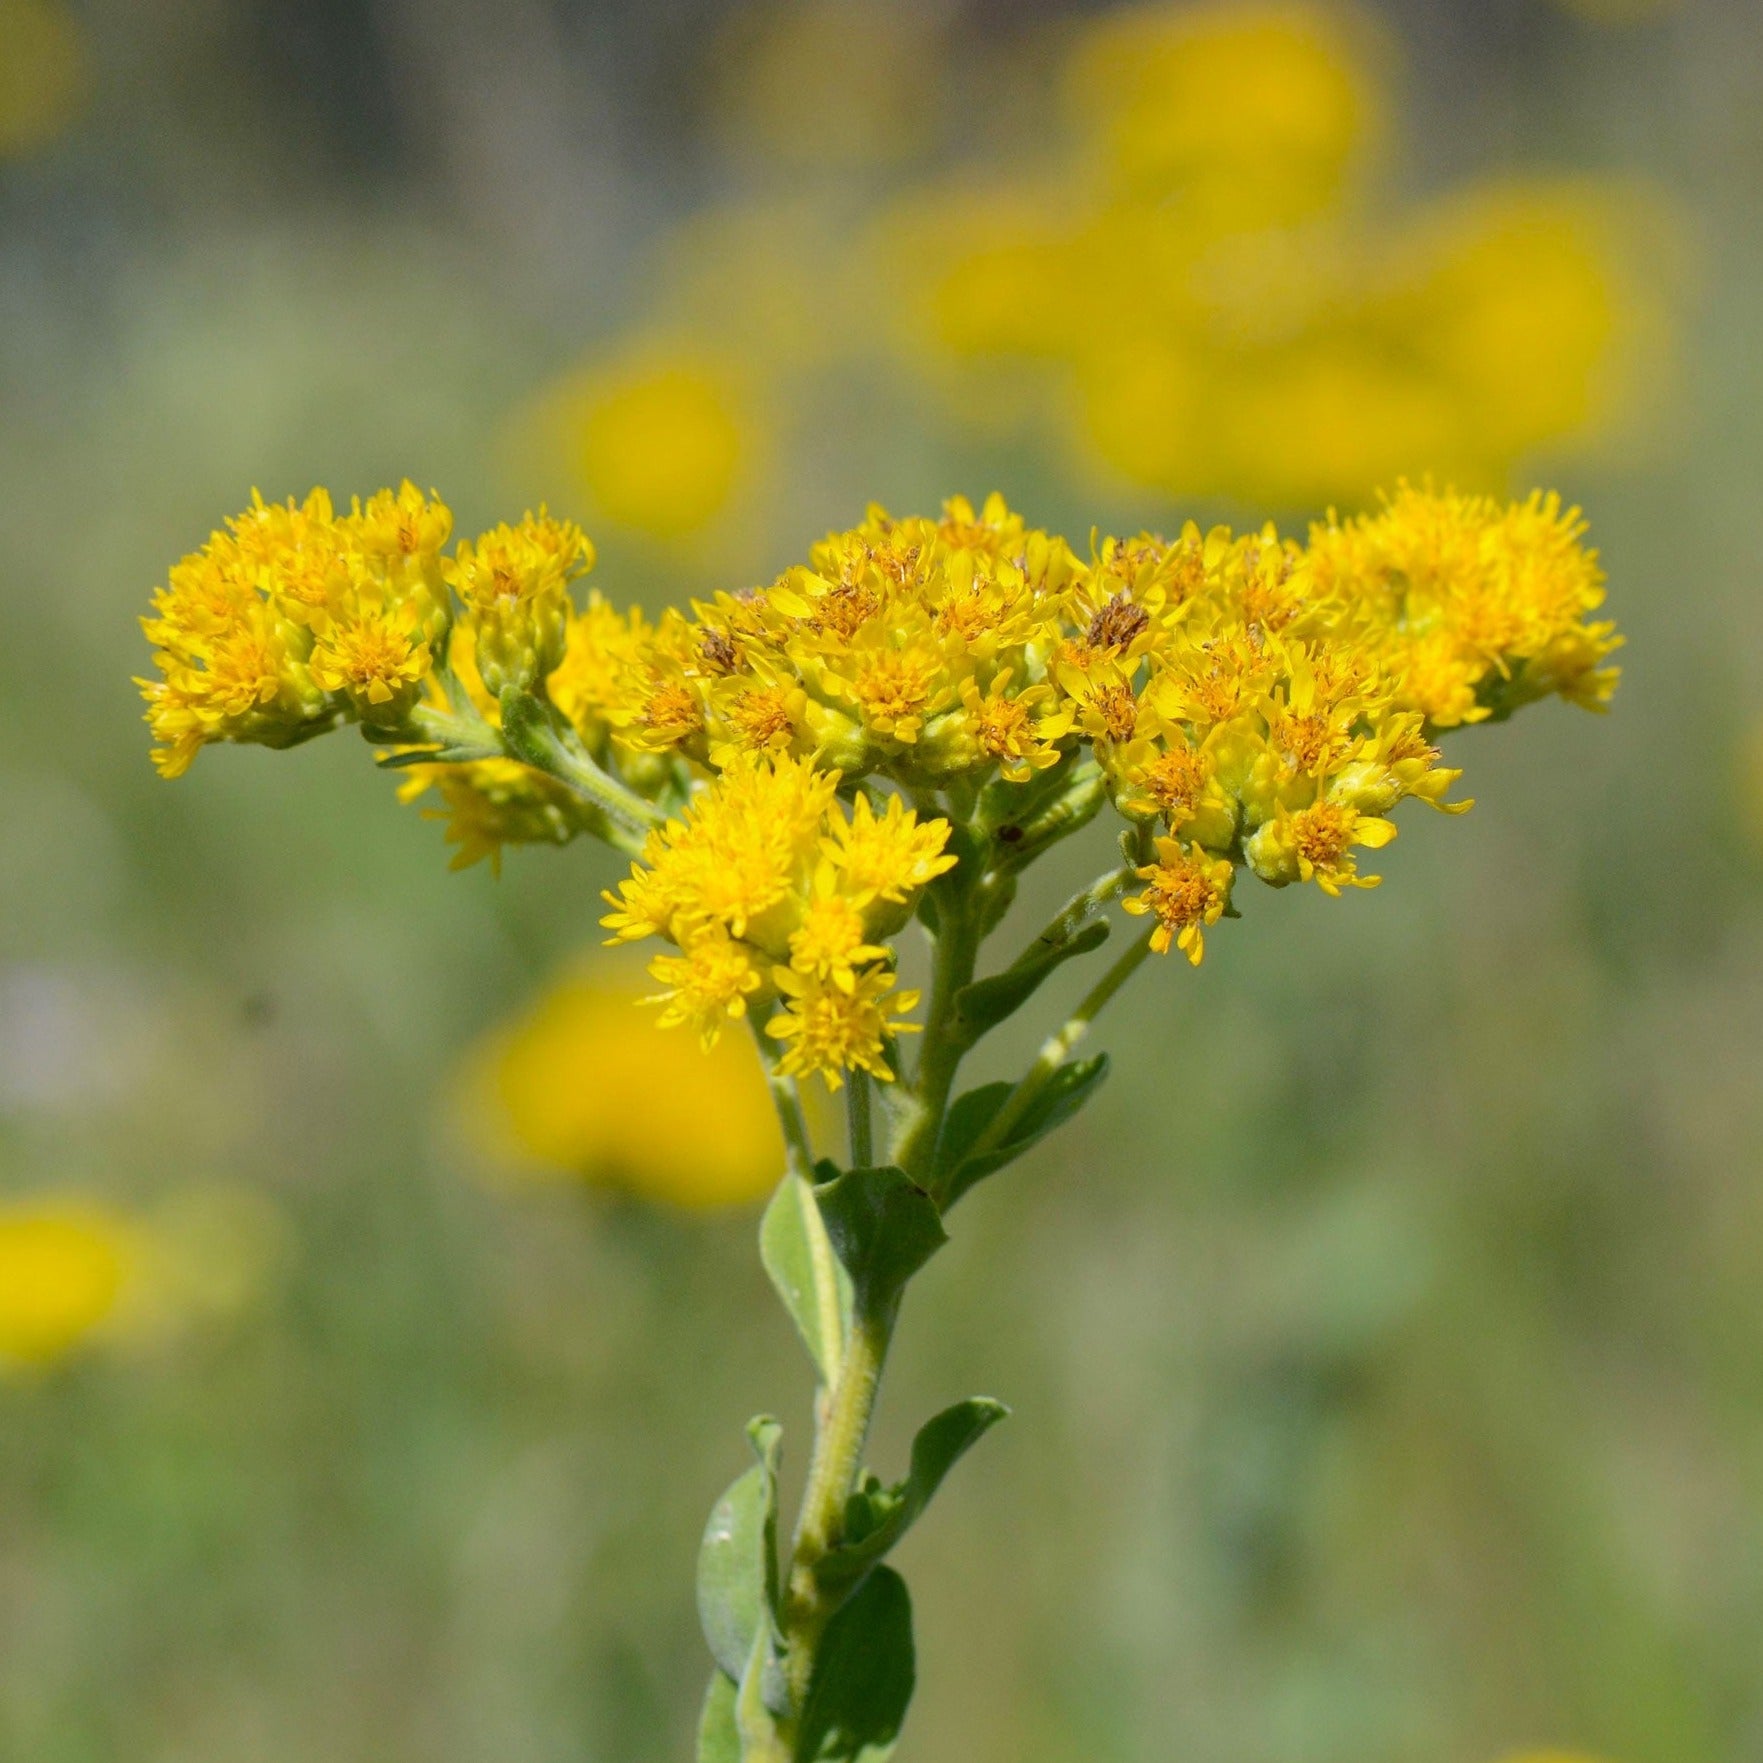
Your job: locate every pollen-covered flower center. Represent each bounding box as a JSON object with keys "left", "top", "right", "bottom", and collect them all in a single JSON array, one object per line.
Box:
[
  {"left": 1293, "top": 799, "right": 1355, "bottom": 867},
  {"left": 1086, "top": 593, "right": 1150, "bottom": 651}
]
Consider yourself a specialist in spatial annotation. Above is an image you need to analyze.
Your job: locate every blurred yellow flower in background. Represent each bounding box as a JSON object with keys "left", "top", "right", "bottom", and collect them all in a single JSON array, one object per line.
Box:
[
  {"left": 0, "top": 1186, "right": 286, "bottom": 1374},
  {"left": 873, "top": 1, "right": 1676, "bottom": 511},
  {"left": 515, "top": 0, "right": 1679, "bottom": 543},
  {"left": 0, "top": 0, "right": 88, "bottom": 158},
  {"left": 458, "top": 964, "right": 783, "bottom": 1210},
  {"left": 0, "top": 1200, "right": 135, "bottom": 1369},
  {"left": 705, "top": 0, "right": 947, "bottom": 170},
  {"left": 1063, "top": 0, "right": 1384, "bottom": 229},
  {"left": 512, "top": 339, "right": 764, "bottom": 549}
]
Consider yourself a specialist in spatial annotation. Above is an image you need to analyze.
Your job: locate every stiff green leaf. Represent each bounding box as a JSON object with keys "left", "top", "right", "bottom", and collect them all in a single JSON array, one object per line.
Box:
[
  {"left": 937, "top": 1054, "right": 1112, "bottom": 1207},
  {"left": 697, "top": 1418, "right": 783, "bottom": 1682},
  {"left": 814, "top": 1167, "right": 946, "bottom": 1312},
  {"left": 817, "top": 1398, "right": 1009, "bottom": 1591},
  {"left": 795, "top": 1566, "right": 915, "bottom": 1763},
  {"left": 953, "top": 916, "right": 1110, "bottom": 1038},
  {"left": 737, "top": 1620, "right": 790, "bottom": 1755},
  {"left": 696, "top": 1672, "right": 740, "bottom": 1763},
  {"left": 761, "top": 1174, "right": 850, "bottom": 1384}
]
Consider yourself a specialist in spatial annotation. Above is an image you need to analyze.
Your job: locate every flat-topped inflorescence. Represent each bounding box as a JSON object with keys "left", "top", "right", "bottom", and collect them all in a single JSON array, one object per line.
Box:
[{"left": 140, "top": 480, "right": 1618, "bottom": 1078}]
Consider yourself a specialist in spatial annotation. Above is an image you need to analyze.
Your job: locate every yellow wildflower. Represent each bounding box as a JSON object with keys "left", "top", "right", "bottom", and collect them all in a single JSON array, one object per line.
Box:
[
  {"left": 548, "top": 593, "right": 655, "bottom": 745},
  {"left": 1246, "top": 797, "right": 1398, "bottom": 894},
  {"left": 958, "top": 673, "right": 1074, "bottom": 782},
  {"left": 0, "top": 1201, "right": 134, "bottom": 1370},
  {"left": 647, "top": 925, "right": 766, "bottom": 1047},
  {"left": 307, "top": 591, "right": 431, "bottom": 722},
  {"left": 460, "top": 966, "right": 780, "bottom": 1210},
  {"left": 788, "top": 888, "right": 888, "bottom": 992},
  {"left": 1123, "top": 838, "right": 1234, "bottom": 964},
  {"left": 447, "top": 510, "right": 593, "bottom": 695},
  {"left": 766, "top": 965, "right": 921, "bottom": 1090},
  {"left": 139, "top": 485, "right": 476, "bottom": 775},
  {"left": 601, "top": 756, "right": 950, "bottom": 1078},
  {"left": 399, "top": 758, "right": 586, "bottom": 874},
  {"left": 822, "top": 790, "right": 957, "bottom": 912},
  {"left": 1311, "top": 483, "right": 1620, "bottom": 726}
]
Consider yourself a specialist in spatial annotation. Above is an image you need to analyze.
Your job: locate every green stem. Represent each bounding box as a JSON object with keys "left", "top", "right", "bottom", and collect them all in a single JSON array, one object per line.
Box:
[
  {"left": 396, "top": 700, "right": 503, "bottom": 762},
  {"left": 777, "top": 1302, "right": 895, "bottom": 1726},
  {"left": 497, "top": 687, "right": 663, "bottom": 855},
  {"left": 846, "top": 1072, "right": 873, "bottom": 1168},
  {"left": 1008, "top": 864, "right": 1135, "bottom": 966},
  {"left": 759, "top": 1038, "right": 817, "bottom": 1182},
  {"left": 889, "top": 881, "right": 984, "bottom": 1180},
  {"left": 966, "top": 924, "right": 1157, "bottom": 1162},
  {"left": 754, "top": 1022, "right": 846, "bottom": 1396}
]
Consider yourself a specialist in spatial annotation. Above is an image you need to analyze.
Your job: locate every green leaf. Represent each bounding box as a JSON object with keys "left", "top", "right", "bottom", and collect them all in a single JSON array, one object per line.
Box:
[
  {"left": 817, "top": 1398, "right": 1009, "bottom": 1591},
  {"left": 937, "top": 1054, "right": 1112, "bottom": 1207},
  {"left": 697, "top": 1417, "right": 783, "bottom": 1682},
  {"left": 696, "top": 1672, "right": 740, "bottom": 1763},
  {"left": 953, "top": 916, "right": 1110, "bottom": 1038},
  {"left": 737, "top": 1619, "right": 790, "bottom": 1754},
  {"left": 761, "top": 1175, "right": 850, "bottom": 1385},
  {"left": 795, "top": 1566, "right": 915, "bottom": 1762},
  {"left": 814, "top": 1167, "right": 947, "bottom": 1312}
]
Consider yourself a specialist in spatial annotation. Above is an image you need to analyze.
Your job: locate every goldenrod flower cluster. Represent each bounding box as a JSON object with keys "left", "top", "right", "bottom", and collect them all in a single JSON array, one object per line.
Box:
[
  {"left": 137, "top": 482, "right": 456, "bottom": 777},
  {"left": 603, "top": 755, "right": 952, "bottom": 1087},
  {"left": 142, "top": 478, "right": 1616, "bottom": 1081}
]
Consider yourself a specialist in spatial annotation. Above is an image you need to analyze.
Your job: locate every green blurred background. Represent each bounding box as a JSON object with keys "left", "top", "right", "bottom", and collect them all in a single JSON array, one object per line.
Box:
[{"left": 5, "top": 1, "right": 1763, "bottom": 1759}]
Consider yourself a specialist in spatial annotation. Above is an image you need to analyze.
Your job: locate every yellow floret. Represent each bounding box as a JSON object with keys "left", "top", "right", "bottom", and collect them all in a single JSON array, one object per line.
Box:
[
  {"left": 1124, "top": 838, "right": 1234, "bottom": 964},
  {"left": 766, "top": 965, "right": 921, "bottom": 1090}
]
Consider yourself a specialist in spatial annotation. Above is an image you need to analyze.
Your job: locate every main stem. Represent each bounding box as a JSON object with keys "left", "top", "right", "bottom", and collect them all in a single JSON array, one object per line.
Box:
[
  {"left": 753, "top": 857, "right": 1152, "bottom": 1749},
  {"left": 890, "top": 880, "right": 985, "bottom": 1180},
  {"left": 764, "top": 874, "right": 991, "bottom": 1739},
  {"left": 776, "top": 1301, "right": 895, "bottom": 1729}
]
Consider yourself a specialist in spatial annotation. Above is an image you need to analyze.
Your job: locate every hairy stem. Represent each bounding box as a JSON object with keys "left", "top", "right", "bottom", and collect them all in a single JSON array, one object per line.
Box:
[
  {"left": 759, "top": 1038, "right": 817, "bottom": 1182},
  {"left": 1009, "top": 863, "right": 1135, "bottom": 965},
  {"left": 777, "top": 1302, "right": 895, "bottom": 1728},
  {"left": 496, "top": 687, "right": 662, "bottom": 855}
]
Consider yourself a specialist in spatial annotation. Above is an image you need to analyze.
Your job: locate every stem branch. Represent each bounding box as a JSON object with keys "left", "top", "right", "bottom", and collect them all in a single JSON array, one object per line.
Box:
[{"left": 967, "top": 924, "right": 1157, "bottom": 1161}]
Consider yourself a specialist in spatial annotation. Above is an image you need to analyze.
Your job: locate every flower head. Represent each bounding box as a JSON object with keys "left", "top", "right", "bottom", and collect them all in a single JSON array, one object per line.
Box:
[
  {"left": 601, "top": 754, "right": 950, "bottom": 1080},
  {"left": 446, "top": 510, "right": 594, "bottom": 695},
  {"left": 1124, "top": 838, "right": 1234, "bottom": 964},
  {"left": 765, "top": 965, "right": 921, "bottom": 1090}
]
